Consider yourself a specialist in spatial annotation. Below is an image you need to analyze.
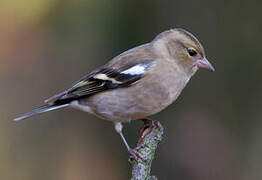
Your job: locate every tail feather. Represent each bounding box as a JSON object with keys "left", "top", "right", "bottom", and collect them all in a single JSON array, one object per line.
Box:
[{"left": 14, "top": 104, "right": 69, "bottom": 121}]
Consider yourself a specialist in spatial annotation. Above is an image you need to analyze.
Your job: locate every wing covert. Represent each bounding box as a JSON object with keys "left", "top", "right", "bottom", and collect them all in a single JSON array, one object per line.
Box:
[{"left": 45, "top": 59, "right": 155, "bottom": 104}]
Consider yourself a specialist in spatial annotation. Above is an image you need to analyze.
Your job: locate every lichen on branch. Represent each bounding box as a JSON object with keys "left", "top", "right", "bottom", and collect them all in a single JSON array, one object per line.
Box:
[{"left": 130, "top": 121, "right": 164, "bottom": 180}]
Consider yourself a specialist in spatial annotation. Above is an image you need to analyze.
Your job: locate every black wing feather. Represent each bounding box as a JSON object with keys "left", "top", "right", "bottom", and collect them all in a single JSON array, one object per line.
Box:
[{"left": 45, "top": 59, "right": 155, "bottom": 105}]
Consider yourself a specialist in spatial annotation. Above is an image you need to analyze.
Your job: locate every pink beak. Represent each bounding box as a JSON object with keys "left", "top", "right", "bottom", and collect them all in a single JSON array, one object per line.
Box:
[{"left": 196, "top": 58, "right": 215, "bottom": 72}]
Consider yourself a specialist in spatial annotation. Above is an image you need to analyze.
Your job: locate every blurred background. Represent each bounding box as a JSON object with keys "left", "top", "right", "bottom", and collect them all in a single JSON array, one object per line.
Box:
[{"left": 1, "top": 0, "right": 262, "bottom": 179}]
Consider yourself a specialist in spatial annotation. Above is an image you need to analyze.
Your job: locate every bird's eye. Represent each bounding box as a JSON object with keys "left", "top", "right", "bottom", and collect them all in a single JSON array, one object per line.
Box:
[{"left": 187, "top": 48, "right": 197, "bottom": 56}]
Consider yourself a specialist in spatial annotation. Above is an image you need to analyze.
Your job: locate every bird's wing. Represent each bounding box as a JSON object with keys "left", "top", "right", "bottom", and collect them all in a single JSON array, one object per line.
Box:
[{"left": 45, "top": 59, "right": 155, "bottom": 105}]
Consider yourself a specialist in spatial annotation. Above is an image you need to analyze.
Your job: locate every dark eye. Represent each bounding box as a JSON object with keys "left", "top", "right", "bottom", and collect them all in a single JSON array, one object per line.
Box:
[{"left": 187, "top": 48, "right": 197, "bottom": 56}]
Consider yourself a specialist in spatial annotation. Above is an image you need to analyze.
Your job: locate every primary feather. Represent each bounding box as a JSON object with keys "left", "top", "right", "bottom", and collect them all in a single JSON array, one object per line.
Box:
[{"left": 45, "top": 59, "right": 155, "bottom": 104}]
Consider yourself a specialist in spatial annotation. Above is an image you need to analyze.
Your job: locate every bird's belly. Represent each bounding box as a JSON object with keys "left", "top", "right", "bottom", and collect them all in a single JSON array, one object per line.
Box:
[{"left": 85, "top": 74, "right": 188, "bottom": 122}]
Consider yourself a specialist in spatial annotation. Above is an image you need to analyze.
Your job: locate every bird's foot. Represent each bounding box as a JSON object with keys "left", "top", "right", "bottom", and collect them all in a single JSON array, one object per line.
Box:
[
  {"left": 137, "top": 118, "right": 164, "bottom": 145},
  {"left": 128, "top": 148, "right": 145, "bottom": 162}
]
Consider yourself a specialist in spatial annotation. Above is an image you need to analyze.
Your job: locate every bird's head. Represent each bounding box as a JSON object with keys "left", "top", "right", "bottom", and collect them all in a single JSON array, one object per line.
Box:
[{"left": 153, "top": 28, "right": 215, "bottom": 74}]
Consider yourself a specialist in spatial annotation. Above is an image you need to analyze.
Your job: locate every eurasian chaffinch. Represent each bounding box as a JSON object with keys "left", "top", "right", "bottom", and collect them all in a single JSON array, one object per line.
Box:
[{"left": 15, "top": 28, "right": 214, "bottom": 159}]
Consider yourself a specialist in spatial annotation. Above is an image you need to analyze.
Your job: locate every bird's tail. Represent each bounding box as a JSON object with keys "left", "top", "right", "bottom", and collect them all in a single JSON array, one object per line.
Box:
[{"left": 14, "top": 104, "right": 70, "bottom": 121}]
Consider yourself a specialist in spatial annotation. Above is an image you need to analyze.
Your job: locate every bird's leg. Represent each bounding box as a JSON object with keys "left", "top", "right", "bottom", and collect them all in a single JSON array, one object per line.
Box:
[
  {"left": 137, "top": 118, "right": 164, "bottom": 146},
  {"left": 114, "top": 122, "right": 142, "bottom": 161}
]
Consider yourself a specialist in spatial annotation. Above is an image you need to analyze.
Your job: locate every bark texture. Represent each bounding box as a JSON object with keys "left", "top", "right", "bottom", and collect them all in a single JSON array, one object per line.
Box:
[{"left": 130, "top": 121, "right": 164, "bottom": 180}]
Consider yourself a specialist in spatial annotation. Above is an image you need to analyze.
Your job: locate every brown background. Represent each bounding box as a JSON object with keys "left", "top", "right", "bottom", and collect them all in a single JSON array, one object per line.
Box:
[{"left": 1, "top": 0, "right": 262, "bottom": 179}]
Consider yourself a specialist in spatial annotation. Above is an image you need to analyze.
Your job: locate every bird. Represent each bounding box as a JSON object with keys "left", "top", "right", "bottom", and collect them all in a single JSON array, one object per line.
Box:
[{"left": 14, "top": 28, "right": 214, "bottom": 159}]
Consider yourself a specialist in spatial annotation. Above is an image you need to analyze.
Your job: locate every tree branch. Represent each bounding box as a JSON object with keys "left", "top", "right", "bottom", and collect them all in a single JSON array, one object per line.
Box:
[{"left": 130, "top": 121, "right": 164, "bottom": 180}]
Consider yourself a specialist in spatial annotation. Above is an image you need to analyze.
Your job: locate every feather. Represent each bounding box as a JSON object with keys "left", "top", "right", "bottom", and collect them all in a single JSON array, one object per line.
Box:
[
  {"left": 14, "top": 104, "right": 69, "bottom": 121},
  {"left": 44, "top": 59, "right": 155, "bottom": 105}
]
